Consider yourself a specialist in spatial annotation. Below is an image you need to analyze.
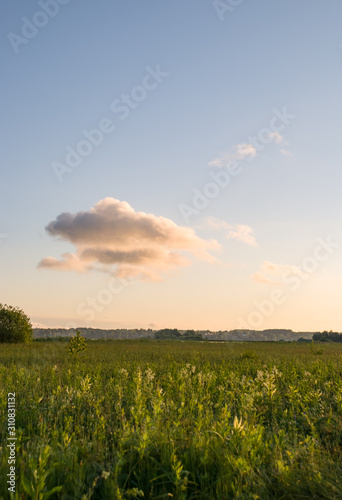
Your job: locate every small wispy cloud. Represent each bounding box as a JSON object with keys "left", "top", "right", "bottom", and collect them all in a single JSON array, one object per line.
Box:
[
  {"left": 268, "top": 133, "right": 294, "bottom": 157},
  {"left": 209, "top": 142, "right": 257, "bottom": 168},
  {"left": 235, "top": 143, "right": 257, "bottom": 159},
  {"left": 228, "top": 224, "right": 258, "bottom": 247},
  {"left": 268, "top": 131, "right": 284, "bottom": 144},
  {"left": 253, "top": 261, "right": 303, "bottom": 284},
  {"left": 209, "top": 129, "right": 293, "bottom": 168},
  {"left": 203, "top": 217, "right": 258, "bottom": 248},
  {"left": 279, "top": 148, "right": 293, "bottom": 157}
]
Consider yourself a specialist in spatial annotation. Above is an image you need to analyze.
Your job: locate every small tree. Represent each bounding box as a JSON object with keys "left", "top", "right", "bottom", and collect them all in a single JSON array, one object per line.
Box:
[
  {"left": 67, "top": 330, "right": 87, "bottom": 359},
  {"left": 0, "top": 304, "right": 33, "bottom": 343}
]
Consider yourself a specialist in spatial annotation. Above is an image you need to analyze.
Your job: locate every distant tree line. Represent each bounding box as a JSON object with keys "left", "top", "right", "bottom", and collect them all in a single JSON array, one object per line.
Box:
[
  {"left": 32, "top": 327, "right": 320, "bottom": 342},
  {"left": 312, "top": 331, "right": 342, "bottom": 342}
]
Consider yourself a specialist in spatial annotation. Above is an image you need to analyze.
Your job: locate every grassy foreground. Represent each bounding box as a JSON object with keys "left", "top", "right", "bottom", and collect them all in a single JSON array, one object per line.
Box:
[{"left": 0, "top": 340, "right": 342, "bottom": 499}]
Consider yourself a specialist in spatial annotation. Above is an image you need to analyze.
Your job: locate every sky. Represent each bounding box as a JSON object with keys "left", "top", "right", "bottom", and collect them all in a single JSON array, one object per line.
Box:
[{"left": 1, "top": 0, "right": 342, "bottom": 332}]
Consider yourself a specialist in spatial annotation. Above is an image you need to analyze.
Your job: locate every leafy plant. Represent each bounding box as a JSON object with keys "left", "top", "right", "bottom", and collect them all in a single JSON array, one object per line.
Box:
[
  {"left": 21, "top": 446, "right": 62, "bottom": 499},
  {"left": 67, "top": 329, "right": 87, "bottom": 360}
]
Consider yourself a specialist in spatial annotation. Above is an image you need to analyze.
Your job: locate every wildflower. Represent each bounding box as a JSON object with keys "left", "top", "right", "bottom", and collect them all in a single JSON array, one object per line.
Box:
[{"left": 145, "top": 368, "right": 155, "bottom": 382}]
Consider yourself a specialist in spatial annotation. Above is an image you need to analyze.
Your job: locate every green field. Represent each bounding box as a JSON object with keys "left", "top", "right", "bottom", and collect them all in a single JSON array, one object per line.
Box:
[{"left": 1, "top": 340, "right": 342, "bottom": 499}]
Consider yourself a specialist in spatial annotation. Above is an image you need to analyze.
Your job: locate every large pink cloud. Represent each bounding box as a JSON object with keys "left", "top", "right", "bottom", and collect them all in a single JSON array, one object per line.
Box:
[{"left": 38, "top": 198, "right": 220, "bottom": 281}]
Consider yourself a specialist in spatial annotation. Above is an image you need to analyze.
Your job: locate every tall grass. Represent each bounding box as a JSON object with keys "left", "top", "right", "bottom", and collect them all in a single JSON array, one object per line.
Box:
[{"left": 0, "top": 341, "right": 342, "bottom": 499}]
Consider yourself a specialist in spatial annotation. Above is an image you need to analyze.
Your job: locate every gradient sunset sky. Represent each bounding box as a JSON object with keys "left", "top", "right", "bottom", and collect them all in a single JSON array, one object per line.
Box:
[{"left": 1, "top": 0, "right": 342, "bottom": 331}]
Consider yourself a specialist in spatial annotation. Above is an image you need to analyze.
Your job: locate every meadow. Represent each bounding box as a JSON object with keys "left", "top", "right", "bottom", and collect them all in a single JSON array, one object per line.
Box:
[{"left": 0, "top": 340, "right": 342, "bottom": 499}]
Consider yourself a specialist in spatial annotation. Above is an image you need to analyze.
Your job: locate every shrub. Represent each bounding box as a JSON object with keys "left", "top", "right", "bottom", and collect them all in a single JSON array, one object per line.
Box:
[
  {"left": 0, "top": 303, "right": 33, "bottom": 343},
  {"left": 67, "top": 330, "right": 87, "bottom": 359}
]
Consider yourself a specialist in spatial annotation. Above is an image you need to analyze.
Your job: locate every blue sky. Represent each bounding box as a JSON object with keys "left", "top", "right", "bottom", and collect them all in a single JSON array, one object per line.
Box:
[{"left": 1, "top": 0, "right": 342, "bottom": 331}]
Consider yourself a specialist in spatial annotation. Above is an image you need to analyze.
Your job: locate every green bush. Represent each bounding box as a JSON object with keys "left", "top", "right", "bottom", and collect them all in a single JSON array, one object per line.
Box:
[{"left": 0, "top": 303, "right": 33, "bottom": 343}]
